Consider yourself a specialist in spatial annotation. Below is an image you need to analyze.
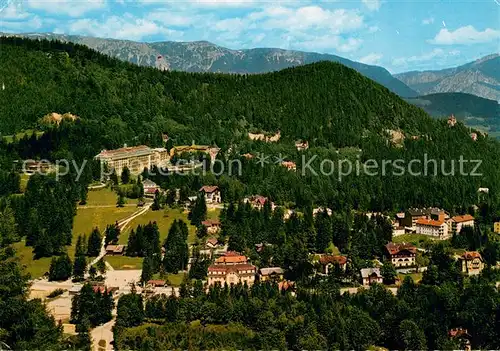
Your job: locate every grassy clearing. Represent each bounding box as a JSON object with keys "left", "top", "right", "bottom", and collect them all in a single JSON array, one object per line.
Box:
[
  {"left": 85, "top": 187, "right": 138, "bottom": 206},
  {"left": 119, "top": 206, "right": 221, "bottom": 245},
  {"left": 15, "top": 188, "right": 138, "bottom": 278},
  {"left": 105, "top": 256, "right": 143, "bottom": 270},
  {"left": 393, "top": 234, "right": 433, "bottom": 247},
  {"left": 2, "top": 130, "right": 44, "bottom": 143},
  {"left": 398, "top": 272, "right": 423, "bottom": 283}
]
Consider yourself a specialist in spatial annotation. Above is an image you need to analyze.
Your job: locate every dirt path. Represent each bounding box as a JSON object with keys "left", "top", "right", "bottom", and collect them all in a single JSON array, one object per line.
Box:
[{"left": 88, "top": 202, "right": 152, "bottom": 269}]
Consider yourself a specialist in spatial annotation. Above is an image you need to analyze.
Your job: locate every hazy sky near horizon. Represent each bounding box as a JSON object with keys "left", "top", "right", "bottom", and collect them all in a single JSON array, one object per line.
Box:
[{"left": 1, "top": 0, "right": 499, "bottom": 73}]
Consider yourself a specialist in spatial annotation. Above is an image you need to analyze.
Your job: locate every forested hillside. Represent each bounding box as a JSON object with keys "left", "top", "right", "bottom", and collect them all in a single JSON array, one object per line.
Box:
[
  {"left": 1, "top": 37, "right": 500, "bottom": 211},
  {"left": 2, "top": 32, "right": 418, "bottom": 98},
  {"left": 0, "top": 36, "right": 426, "bottom": 144}
]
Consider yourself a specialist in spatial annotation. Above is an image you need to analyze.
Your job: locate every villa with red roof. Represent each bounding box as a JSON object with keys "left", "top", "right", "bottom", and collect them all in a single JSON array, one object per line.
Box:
[
  {"left": 459, "top": 251, "right": 484, "bottom": 275},
  {"left": 385, "top": 242, "right": 416, "bottom": 268},
  {"left": 318, "top": 255, "right": 348, "bottom": 274},
  {"left": 207, "top": 251, "right": 256, "bottom": 287},
  {"left": 244, "top": 195, "right": 274, "bottom": 210},
  {"left": 416, "top": 218, "right": 450, "bottom": 239}
]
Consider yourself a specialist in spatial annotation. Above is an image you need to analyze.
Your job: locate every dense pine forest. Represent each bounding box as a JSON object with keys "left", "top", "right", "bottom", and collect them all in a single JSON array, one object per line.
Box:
[{"left": 0, "top": 37, "right": 500, "bottom": 350}]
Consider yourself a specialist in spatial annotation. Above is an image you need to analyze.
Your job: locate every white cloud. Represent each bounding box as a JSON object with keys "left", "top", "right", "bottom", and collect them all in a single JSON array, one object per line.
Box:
[
  {"left": 26, "top": 0, "right": 106, "bottom": 17},
  {"left": 59, "top": 14, "right": 182, "bottom": 41},
  {"left": 422, "top": 17, "right": 434, "bottom": 25},
  {"left": 359, "top": 52, "right": 383, "bottom": 65},
  {"left": 254, "top": 6, "right": 364, "bottom": 34},
  {"left": 361, "top": 0, "right": 381, "bottom": 11},
  {"left": 368, "top": 25, "right": 380, "bottom": 33},
  {"left": 429, "top": 25, "right": 500, "bottom": 45},
  {"left": 1, "top": 16, "right": 43, "bottom": 31},
  {"left": 298, "top": 35, "right": 362, "bottom": 53},
  {"left": 392, "top": 48, "right": 460, "bottom": 67},
  {"left": 1, "top": 2, "right": 31, "bottom": 20}
]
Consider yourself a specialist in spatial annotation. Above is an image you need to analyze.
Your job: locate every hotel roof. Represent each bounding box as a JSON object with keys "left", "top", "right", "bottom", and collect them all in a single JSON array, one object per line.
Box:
[
  {"left": 96, "top": 145, "right": 153, "bottom": 161},
  {"left": 416, "top": 218, "right": 445, "bottom": 227},
  {"left": 452, "top": 214, "right": 474, "bottom": 223}
]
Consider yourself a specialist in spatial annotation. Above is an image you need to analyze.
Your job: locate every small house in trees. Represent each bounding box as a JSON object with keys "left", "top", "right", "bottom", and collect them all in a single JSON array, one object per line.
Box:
[
  {"left": 385, "top": 242, "right": 416, "bottom": 268},
  {"left": 295, "top": 140, "right": 309, "bottom": 151},
  {"left": 202, "top": 219, "right": 221, "bottom": 234},
  {"left": 199, "top": 185, "right": 221, "bottom": 204},
  {"left": 105, "top": 245, "right": 125, "bottom": 256},
  {"left": 259, "top": 267, "right": 284, "bottom": 282},
  {"left": 318, "top": 255, "right": 348, "bottom": 274},
  {"left": 447, "top": 114, "right": 457, "bottom": 127},
  {"left": 280, "top": 161, "right": 297, "bottom": 171},
  {"left": 448, "top": 328, "right": 471, "bottom": 351},
  {"left": 142, "top": 179, "right": 160, "bottom": 198},
  {"left": 494, "top": 222, "right": 500, "bottom": 234},
  {"left": 360, "top": 268, "right": 383, "bottom": 286},
  {"left": 244, "top": 195, "right": 275, "bottom": 210},
  {"left": 313, "top": 207, "right": 333, "bottom": 217},
  {"left": 205, "top": 237, "right": 221, "bottom": 249},
  {"left": 459, "top": 251, "right": 484, "bottom": 275}
]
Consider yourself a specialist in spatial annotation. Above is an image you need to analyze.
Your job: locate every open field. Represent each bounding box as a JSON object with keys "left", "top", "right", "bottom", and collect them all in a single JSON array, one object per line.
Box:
[
  {"left": 15, "top": 188, "right": 138, "bottom": 278},
  {"left": 118, "top": 206, "right": 221, "bottom": 245},
  {"left": 398, "top": 272, "right": 423, "bottom": 283},
  {"left": 393, "top": 234, "right": 433, "bottom": 247},
  {"left": 2, "top": 129, "right": 44, "bottom": 143},
  {"left": 106, "top": 256, "right": 143, "bottom": 270}
]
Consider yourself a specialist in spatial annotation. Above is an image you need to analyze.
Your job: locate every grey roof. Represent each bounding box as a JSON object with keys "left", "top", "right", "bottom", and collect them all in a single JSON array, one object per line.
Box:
[{"left": 360, "top": 268, "right": 381, "bottom": 278}]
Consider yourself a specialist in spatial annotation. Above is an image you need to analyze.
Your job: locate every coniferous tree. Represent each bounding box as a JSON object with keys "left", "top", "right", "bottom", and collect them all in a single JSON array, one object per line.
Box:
[
  {"left": 121, "top": 166, "right": 131, "bottom": 184},
  {"left": 73, "top": 254, "right": 87, "bottom": 282},
  {"left": 48, "top": 253, "right": 72, "bottom": 281},
  {"left": 104, "top": 222, "right": 120, "bottom": 245},
  {"left": 87, "top": 228, "right": 102, "bottom": 257}
]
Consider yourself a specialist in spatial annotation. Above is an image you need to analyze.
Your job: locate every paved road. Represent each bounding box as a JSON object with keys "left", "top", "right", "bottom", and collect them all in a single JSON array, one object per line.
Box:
[{"left": 91, "top": 317, "right": 115, "bottom": 351}]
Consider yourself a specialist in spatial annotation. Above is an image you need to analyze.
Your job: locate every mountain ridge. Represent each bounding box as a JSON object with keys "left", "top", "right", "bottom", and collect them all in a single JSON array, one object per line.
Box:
[
  {"left": 395, "top": 54, "right": 500, "bottom": 102},
  {"left": 1, "top": 32, "right": 418, "bottom": 98}
]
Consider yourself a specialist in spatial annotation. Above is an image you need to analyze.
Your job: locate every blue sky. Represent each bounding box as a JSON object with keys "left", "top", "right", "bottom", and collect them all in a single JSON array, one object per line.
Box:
[{"left": 1, "top": 0, "right": 499, "bottom": 73}]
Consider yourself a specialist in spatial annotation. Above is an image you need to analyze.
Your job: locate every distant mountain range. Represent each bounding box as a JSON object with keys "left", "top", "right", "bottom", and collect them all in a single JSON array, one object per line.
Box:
[
  {"left": 395, "top": 54, "right": 500, "bottom": 102},
  {"left": 1, "top": 32, "right": 418, "bottom": 98}
]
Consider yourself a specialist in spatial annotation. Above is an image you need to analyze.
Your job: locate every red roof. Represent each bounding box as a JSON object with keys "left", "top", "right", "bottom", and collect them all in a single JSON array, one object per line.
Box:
[
  {"left": 319, "top": 255, "right": 347, "bottom": 266},
  {"left": 97, "top": 145, "right": 151, "bottom": 157},
  {"left": 215, "top": 251, "right": 248, "bottom": 264},
  {"left": 461, "top": 251, "right": 482, "bottom": 260},
  {"left": 200, "top": 185, "right": 219, "bottom": 193},
  {"left": 202, "top": 219, "right": 221, "bottom": 227},
  {"left": 452, "top": 214, "right": 474, "bottom": 223},
  {"left": 208, "top": 264, "right": 256, "bottom": 273},
  {"left": 148, "top": 280, "right": 166, "bottom": 286},
  {"left": 385, "top": 242, "right": 416, "bottom": 255},
  {"left": 206, "top": 237, "right": 218, "bottom": 246},
  {"left": 416, "top": 218, "right": 444, "bottom": 227}
]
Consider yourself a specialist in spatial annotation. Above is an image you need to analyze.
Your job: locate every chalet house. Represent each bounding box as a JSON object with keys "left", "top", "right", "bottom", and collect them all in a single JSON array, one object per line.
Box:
[
  {"left": 459, "top": 251, "right": 484, "bottom": 275},
  {"left": 205, "top": 237, "right": 220, "bottom": 249},
  {"left": 281, "top": 161, "right": 297, "bottom": 171},
  {"left": 416, "top": 218, "right": 450, "bottom": 239},
  {"left": 449, "top": 214, "right": 475, "bottom": 236},
  {"left": 449, "top": 328, "right": 471, "bottom": 351},
  {"left": 361, "top": 268, "right": 383, "bottom": 286},
  {"left": 142, "top": 179, "right": 160, "bottom": 197},
  {"left": 202, "top": 219, "right": 221, "bottom": 234},
  {"left": 92, "top": 285, "right": 118, "bottom": 295},
  {"left": 207, "top": 251, "right": 256, "bottom": 287},
  {"left": 255, "top": 242, "right": 272, "bottom": 253},
  {"left": 494, "top": 222, "right": 500, "bottom": 234},
  {"left": 470, "top": 132, "right": 478, "bottom": 141},
  {"left": 385, "top": 242, "right": 416, "bottom": 268},
  {"left": 295, "top": 140, "right": 309, "bottom": 151},
  {"left": 105, "top": 245, "right": 125, "bottom": 256},
  {"left": 244, "top": 195, "right": 275, "bottom": 210},
  {"left": 392, "top": 226, "right": 406, "bottom": 237},
  {"left": 447, "top": 115, "right": 457, "bottom": 127},
  {"left": 242, "top": 153, "right": 254, "bottom": 159},
  {"left": 170, "top": 145, "right": 220, "bottom": 162},
  {"left": 259, "top": 267, "right": 284, "bottom": 282},
  {"left": 199, "top": 185, "right": 221, "bottom": 204},
  {"left": 318, "top": 255, "right": 348, "bottom": 274}
]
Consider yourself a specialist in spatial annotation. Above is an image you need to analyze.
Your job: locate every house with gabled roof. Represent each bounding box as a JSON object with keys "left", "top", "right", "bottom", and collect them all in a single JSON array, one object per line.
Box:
[
  {"left": 385, "top": 242, "right": 416, "bottom": 268},
  {"left": 459, "top": 251, "right": 484, "bottom": 275},
  {"left": 199, "top": 185, "right": 221, "bottom": 204}
]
